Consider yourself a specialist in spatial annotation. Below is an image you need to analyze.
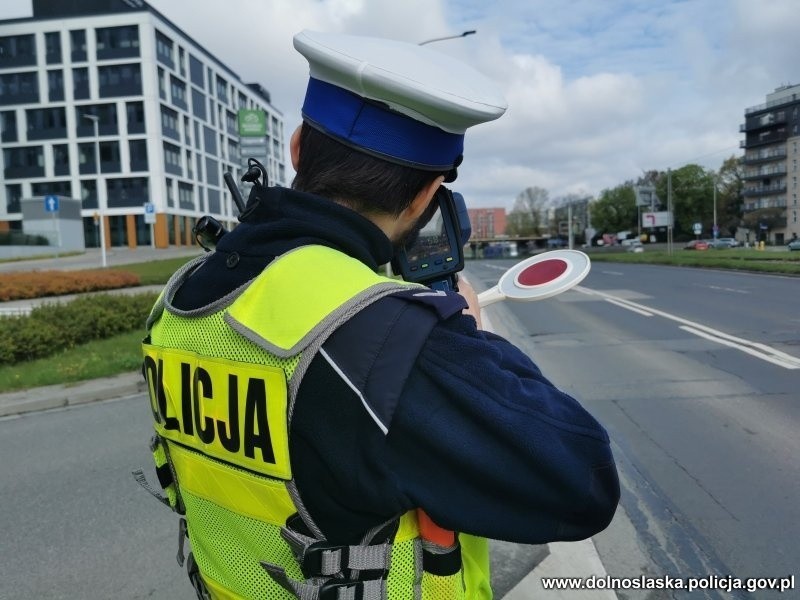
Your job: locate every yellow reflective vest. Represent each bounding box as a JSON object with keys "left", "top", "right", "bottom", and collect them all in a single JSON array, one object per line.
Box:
[{"left": 141, "top": 245, "right": 491, "bottom": 599}]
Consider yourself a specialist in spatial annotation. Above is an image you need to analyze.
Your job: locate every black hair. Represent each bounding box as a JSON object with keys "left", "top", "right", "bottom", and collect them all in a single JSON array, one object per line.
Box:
[{"left": 291, "top": 123, "right": 443, "bottom": 217}]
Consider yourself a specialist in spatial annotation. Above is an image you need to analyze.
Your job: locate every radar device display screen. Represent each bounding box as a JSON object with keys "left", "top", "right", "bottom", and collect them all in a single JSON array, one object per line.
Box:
[{"left": 392, "top": 187, "right": 465, "bottom": 291}]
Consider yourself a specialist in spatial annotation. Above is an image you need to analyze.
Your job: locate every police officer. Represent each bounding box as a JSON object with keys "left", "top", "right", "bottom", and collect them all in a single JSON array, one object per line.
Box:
[{"left": 141, "top": 30, "right": 619, "bottom": 600}]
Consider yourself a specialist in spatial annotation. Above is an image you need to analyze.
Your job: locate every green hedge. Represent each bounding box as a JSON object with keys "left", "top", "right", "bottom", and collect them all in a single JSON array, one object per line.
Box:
[{"left": 0, "top": 292, "right": 158, "bottom": 364}]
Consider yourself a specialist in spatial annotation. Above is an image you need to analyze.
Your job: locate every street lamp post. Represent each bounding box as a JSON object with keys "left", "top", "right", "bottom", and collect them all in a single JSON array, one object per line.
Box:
[
  {"left": 83, "top": 114, "right": 106, "bottom": 268},
  {"left": 419, "top": 30, "right": 476, "bottom": 45}
]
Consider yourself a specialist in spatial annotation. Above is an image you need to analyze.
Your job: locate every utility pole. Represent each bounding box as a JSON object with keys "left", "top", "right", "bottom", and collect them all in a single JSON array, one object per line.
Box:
[{"left": 667, "top": 168, "right": 673, "bottom": 256}]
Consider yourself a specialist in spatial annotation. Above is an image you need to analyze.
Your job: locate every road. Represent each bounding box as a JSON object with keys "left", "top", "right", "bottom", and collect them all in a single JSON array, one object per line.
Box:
[
  {"left": 469, "top": 259, "right": 799, "bottom": 598},
  {"left": 1, "top": 258, "right": 797, "bottom": 599}
]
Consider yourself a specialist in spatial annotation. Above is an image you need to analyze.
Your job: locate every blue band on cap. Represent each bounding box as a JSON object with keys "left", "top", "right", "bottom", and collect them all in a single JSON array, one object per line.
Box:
[{"left": 301, "top": 78, "right": 464, "bottom": 171}]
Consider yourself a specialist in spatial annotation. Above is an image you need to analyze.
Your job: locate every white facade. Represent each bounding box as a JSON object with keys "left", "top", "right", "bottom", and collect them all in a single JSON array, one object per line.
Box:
[{"left": 0, "top": 5, "right": 285, "bottom": 247}]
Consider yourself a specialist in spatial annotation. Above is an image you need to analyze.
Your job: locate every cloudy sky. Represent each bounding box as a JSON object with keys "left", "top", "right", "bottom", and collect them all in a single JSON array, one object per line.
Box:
[{"left": 7, "top": 0, "right": 800, "bottom": 209}]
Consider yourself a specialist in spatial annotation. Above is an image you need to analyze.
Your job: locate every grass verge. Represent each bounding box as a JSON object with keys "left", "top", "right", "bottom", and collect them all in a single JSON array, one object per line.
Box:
[
  {"left": 0, "top": 330, "right": 142, "bottom": 393},
  {"left": 106, "top": 255, "right": 199, "bottom": 285},
  {"left": 587, "top": 249, "right": 800, "bottom": 275}
]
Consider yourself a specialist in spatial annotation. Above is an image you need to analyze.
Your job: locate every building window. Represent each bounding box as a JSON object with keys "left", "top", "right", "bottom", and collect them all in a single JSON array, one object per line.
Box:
[
  {"left": 207, "top": 188, "right": 220, "bottom": 213},
  {"left": 161, "top": 105, "right": 180, "bottom": 140},
  {"left": 80, "top": 179, "right": 97, "bottom": 209},
  {"left": 70, "top": 29, "right": 86, "bottom": 62},
  {"left": 72, "top": 67, "right": 89, "bottom": 100},
  {"left": 164, "top": 141, "right": 182, "bottom": 175},
  {"left": 205, "top": 156, "right": 219, "bottom": 185},
  {"left": 155, "top": 31, "right": 174, "bottom": 68},
  {"left": 96, "top": 25, "right": 139, "bottom": 59},
  {"left": 216, "top": 75, "right": 228, "bottom": 103},
  {"left": 0, "top": 72, "right": 39, "bottom": 105},
  {"left": 189, "top": 54, "right": 204, "bottom": 88},
  {"left": 26, "top": 107, "right": 67, "bottom": 140},
  {"left": 1, "top": 111, "right": 17, "bottom": 142},
  {"left": 0, "top": 34, "right": 36, "bottom": 68},
  {"left": 183, "top": 116, "right": 191, "bottom": 145},
  {"left": 32, "top": 180, "right": 71, "bottom": 197},
  {"left": 158, "top": 67, "right": 166, "bottom": 100},
  {"left": 76, "top": 104, "right": 118, "bottom": 136},
  {"left": 178, "top": 46, "right": 186, "bottom": 77},
  {"left": 45, "top": 31, "right": 61, "bottom": 64},
  {"left": 129, "top": 139, "right": 148, "bottom": 171},
  {"left": 170, "top": 76, "right": 187, "bottom": 110},
  {"left": 225, "top": 110, "right": 237, "bottom": 135},
  {"left": 47, "top": 70, "right": 64, "bottom": 101},
  {"left": 186, "top": 149, "right": 193, "bottom": 178},
  {"left": 194, "top": 121, "right": 201, "bottom": 151},
  {"left": 203, "top": 126, "right": 217, "bottom": 155},
  {"left": 99, "top": 141, "right": 121, "bottom": 173},
  {"left": 178, "top": 182, "right": 194, "bottom": 210},
  {"left": 78, "top": 142, "right": 98, "bottom": 174},
  {"left": 196, "top": 152, "right": 203, "bottom": 182},
  {"left": 106, "top": 177, "right": 149, "bottom": 208},
  {"left": 5, "top": 184, "right": 22, "bottom": 213},
  {"left": 166, "top": 177, "right": 174, "bottom": 207},
  {"left": 191, "top": 88, "right": 206, "bottom": 121},
  {"left": 98, "top": 63, "right": 142, "bottom": 97},
  {"left": 53, "top": 144, "right": 70, "bottom": 176},
  {"left": 126, "top": 101, "right": 145, "bottom": 134},
  {"left": 208, "top": 97, "right": 216, "bottom": 126},
  {"left": 3, "top": 146, "right": 44, "bottom": 179}
]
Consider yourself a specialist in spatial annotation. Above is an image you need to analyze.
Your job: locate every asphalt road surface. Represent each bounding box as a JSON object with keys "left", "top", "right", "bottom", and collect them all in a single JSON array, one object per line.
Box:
[{"left": 469, "top": 259, "right": 799, "bottom": 599}]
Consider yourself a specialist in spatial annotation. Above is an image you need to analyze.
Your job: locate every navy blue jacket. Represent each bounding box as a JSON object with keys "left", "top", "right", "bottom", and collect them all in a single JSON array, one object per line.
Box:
[{"left": 173, "top": 186, "right": 619, "bottom": 545}]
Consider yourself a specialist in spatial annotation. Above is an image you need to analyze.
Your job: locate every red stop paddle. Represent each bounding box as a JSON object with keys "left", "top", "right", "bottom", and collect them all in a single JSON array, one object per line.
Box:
[{"left": 477, "top": 250, "right": 591, "bottom": 307}]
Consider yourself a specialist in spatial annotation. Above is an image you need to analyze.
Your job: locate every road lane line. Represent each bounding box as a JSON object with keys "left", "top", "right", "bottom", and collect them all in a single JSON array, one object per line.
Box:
[
  {"left": 575, "top": 286, "right": 800, "bottom": 370},
  {"left": 604, "top": 298, "right": 654, "bottom": 317},
  {"left": 679, "top": 326, "right": 800, "bottom": 370}
]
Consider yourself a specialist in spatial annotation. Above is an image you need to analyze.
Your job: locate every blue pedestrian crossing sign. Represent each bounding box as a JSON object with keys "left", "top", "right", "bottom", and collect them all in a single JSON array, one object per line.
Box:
[{"left": 45, "top": 195, "right": 59, "bottom": 213}]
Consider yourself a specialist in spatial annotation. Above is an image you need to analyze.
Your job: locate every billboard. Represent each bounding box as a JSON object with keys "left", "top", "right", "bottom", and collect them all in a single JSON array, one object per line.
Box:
[
  {"left": 237, "top": 109, "right": 267, "bottom": 137},
  {"left": 642, "top": 211, "right": 672, "bottom": 228}
]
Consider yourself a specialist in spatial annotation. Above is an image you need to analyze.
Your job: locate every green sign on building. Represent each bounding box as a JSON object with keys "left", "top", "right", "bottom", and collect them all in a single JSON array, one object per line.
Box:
[{"left": 237, "top": 109, "right": 267, "bottom": 137}]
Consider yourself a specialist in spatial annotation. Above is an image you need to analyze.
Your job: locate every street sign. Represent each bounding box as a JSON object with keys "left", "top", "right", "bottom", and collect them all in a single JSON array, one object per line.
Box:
[
  {"left": 44, "top": 195, "right": 59, "bottom": 213},
  {"left": 143, "top": 202, "right": 156, "bottom": 224},
  {"left": 693, "top": 222, "right": 702, "bottom": 235},
  {"left": 642, "top": 211, "right": 671, "bottom": 228}
]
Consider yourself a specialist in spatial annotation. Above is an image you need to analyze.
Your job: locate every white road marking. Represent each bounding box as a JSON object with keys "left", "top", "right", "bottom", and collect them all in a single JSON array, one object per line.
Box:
[{"left": 575, "top": 286, "right": 800, "bottom": 370}]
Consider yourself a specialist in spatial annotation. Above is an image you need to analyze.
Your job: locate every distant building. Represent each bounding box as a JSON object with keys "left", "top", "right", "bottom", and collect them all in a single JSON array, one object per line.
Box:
[
  {"left": 468, "top": 207, "right": 506, "bottom": 238},
  {"left": 740, "top": 84, "right": 800, "bottom": 244},
  {"left": 0, "top": 0, "right": 286, "bottom": 249}
]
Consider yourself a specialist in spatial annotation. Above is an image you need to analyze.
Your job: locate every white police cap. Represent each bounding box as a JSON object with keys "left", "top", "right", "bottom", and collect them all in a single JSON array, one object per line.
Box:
[{"left": 293, "top": 29, "right": 507, "bottom": 171}]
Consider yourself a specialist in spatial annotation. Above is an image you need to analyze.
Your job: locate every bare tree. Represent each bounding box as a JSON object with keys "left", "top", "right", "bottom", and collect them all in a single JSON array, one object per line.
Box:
[{"left": 507, "top": 186, "right": 549, "bottom": 236}]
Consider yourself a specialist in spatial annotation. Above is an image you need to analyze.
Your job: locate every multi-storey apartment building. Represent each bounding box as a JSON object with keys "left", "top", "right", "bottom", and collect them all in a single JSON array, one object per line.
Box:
[
  {"left": 740, "top": 84, "right": 800, "bottom": 244},
  {"left": 0, "top": 0, "right": 286, "bottom": 249}
]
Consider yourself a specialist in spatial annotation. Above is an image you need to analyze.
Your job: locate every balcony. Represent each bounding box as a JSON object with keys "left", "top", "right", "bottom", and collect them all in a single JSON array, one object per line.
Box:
[
  {"left": 741, "top": 147, "right": 787, "bottom": 164},
  {"left": 739, "top": 113, "right": 787, "bottom": 133},
  {"left": 742, "top": 183, "right": 787, "bottom": 197},
  {"left": 743, "top": 164, "right": 787, "bottom": 180}
]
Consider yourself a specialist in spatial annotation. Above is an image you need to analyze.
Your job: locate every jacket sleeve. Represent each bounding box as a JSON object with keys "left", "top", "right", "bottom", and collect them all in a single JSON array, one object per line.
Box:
[{"left": 384, "top": 313, "right": 620, "bottom": 544}]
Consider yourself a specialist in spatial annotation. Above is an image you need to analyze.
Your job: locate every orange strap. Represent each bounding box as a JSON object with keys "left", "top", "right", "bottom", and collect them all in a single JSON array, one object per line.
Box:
[{"left": 417, "top": 509, "right": 456, "bottom": 547}]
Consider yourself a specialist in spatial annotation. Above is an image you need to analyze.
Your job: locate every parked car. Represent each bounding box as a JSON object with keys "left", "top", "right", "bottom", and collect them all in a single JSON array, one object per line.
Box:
[
  {"left": 788, "top": 238, "right": 800, "bottom": 251},
  {"left": 708, "top": 237, "right": 739, "bottom": 249},
  {"left": 546, "top": 237, "right": 567, "bottom": 248},
  {"left": 684, "top": 239, "right": 709, "bottom": 250},
  {"left": 625, "top": 240, "right": 644, "bottom": 253}
]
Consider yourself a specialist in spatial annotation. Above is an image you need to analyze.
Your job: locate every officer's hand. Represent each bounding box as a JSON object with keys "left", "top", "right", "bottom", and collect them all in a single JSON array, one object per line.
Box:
[{"left": 457, "top": 278, "right": 483, "bottom": 329}]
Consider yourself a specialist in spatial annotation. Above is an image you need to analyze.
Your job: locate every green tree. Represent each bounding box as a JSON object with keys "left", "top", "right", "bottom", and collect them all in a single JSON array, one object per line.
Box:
[
  {"left": 715, "top": 155, "right": 743, "bottom": 237},
  {"left": 654, "top": 164, "right": 716, "bottom": 238},
  {"left": 589, "top": 184, "right": 637, "bottom": 234}
]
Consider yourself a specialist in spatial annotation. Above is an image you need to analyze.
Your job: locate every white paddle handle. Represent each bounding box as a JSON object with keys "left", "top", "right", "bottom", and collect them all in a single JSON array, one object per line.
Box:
[{"left": 477, "top": 286, "right": 505, "bottom": 308}]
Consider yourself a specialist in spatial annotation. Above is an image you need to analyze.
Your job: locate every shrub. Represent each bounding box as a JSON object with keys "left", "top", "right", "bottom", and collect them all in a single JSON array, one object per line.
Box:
[
  {"left": 0, "top": 292, "right": 158, "bottom": 364},
  {"left": 0, "top": 269, "right": 140, "bottom": 301}
]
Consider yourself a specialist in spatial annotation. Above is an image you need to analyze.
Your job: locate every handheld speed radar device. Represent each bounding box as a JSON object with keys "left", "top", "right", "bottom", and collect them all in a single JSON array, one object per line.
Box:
[{"left": 392, "top": 187, "right": 470, "bottom": 292}]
